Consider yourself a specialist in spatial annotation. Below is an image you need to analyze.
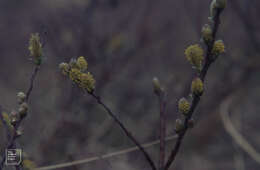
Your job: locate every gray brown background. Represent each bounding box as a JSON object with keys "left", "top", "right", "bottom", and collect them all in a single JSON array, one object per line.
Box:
[{"left": 0, "top": 0, "right": 260, "bottom": 169}]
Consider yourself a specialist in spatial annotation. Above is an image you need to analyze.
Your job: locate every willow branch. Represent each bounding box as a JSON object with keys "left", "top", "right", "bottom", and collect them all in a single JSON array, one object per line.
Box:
[
  {"left": 164, "top": 9, "right": 222, "bottom": 170},
  {"left": 0, "top": 65, "right": 40, "bottom": 169},
  {"left": 26, "top": 65, "right": 40, "bottom": 101}
]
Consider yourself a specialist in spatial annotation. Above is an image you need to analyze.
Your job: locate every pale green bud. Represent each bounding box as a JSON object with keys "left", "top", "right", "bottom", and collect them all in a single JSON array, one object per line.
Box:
[
  {"left": 152, "top": 77, "right": 163, "bottom": 96},
  {"left": 191, "top": 78, "right": 204, "bottom": 96},
  {"left": 17, "top": 92, "right": 26, "bottom": 104},
  {"left": 175, "top": 119, "right": 184, "bottom": 134},
  {"left": 201, "top": 24, "right": 213, "bottom": 44},
  {"left": 178, "top": 97, "right": 190, "bottom": 116},
  {"left": 210, "top": 0, "right": 226, "bottom": 20}
]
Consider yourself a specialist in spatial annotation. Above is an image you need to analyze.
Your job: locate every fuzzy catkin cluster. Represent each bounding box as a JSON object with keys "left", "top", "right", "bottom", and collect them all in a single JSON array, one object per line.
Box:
[
  {"left": 59, "top": 56, "right": 95, "bottom": 93},
  {"left": 185, "top": 44, "right": 204, "bottom": 72},
  {"left": 0, "top": 91, "right": 30, "bottom": 138}
]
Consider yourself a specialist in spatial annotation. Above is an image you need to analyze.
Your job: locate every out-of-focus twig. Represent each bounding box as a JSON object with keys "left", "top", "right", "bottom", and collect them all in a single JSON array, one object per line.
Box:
[
  {"left": 34, "top": 134, "right": 178, "bottom": 170},
  {"left": 220, "top": 97, "right": 260, "bottom": 165}
]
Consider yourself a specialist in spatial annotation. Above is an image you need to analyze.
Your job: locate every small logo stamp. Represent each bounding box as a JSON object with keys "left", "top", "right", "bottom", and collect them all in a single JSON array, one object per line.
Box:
[{"left": 5, "top": 149, "right": 22, "bottom": 166}]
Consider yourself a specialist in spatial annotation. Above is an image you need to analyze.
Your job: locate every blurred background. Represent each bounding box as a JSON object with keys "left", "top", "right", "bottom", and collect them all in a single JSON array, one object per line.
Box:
[{"left": 0, "top": 0, "right": 260, "bottom": 169}]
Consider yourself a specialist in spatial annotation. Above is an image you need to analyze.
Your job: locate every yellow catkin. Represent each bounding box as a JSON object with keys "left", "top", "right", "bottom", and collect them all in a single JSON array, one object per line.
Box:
[
  {"left": 79, "top": 72, "right": 95, "bottom": 92},
  {"left": 69, "top": 68, "right": 82, "bottom": 84},
  {"left": 201, "top": 24, "right": 213, "bottom": 43},
  {"left": 178, "top": 97, "right": 190, "bottom": 115},
  {"left": 77, "top": 56, "right": 88, "bottom": 71},
  {"left": 212, "top": 40, "right": 225, "bottom": 55},
  {"left": 28, "top": 33, "right": 42, "bottom": 65},
  {"left": 185, "top": 44, "right": 204, "bottom": 71},
  {"left": 191, "top": 78, "right": 204, "bottom": 96}
]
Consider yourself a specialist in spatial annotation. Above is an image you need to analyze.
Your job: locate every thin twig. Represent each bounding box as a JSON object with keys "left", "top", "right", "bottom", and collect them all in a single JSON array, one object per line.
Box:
[
  {"left": 164, "top": 9, "right": 222, "bottom": 170},
  {"left": 26, "top": 65, "right": 40, "bottom": 102},
  {"left": 90, "top": 92, "right": 157, "bottom": 170},
  {"left": 0, "top": 65, "right": 40, "bottom": 169},
  {"left": 158, "top": 92, "right": 167, "bottom": 170},
  {"left": 35, "top": 134, "right": 178, "bottom": 170}
]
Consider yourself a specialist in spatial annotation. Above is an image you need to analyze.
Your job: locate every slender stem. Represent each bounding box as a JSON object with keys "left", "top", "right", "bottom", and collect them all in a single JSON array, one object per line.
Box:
[
  {"left": 90, "top": 92, "right": 157, "bottom": 170},
  {"left": 164, "top": 9, "right": 222, "bottom": 170},
  {"left": 158, "top": 92, "right": 166, "bottom": 170},
  {"left": 35, "top": 135, "right": 178, "bottom": 170},
  {"left": 26, "top": 65, "right": 40, "bottom": 102},
  {"left": 0, "top": 65, "right": 40, "bottom": 169}
]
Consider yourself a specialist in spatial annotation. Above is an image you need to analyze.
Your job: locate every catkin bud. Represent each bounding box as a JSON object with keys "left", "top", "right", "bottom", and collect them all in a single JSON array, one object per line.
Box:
[
  {"left": 69, "top": 58, "right": 79, "bottom": 69},
  {"left": 201, "top": 24, "right": 213, "bottom": 44},
  {"left": 77, "top": 56, "right": 88, "bottom": 71},
  {"left": 10, "top": 110, "right": 19, "bottom": 126},
  {"left": 79, "top": 72, "right": 96, "bottom": 93},
  {"left": 191, "top": 78, "right": 204, "bottom": 96},
  {"left": 175, "top": 119, "right": 184, "bottom": 134},
  {"left": 28, "top": 33, "right": 42, "bottom": 65},
  {"left": 210, "top": 0, "right": 226, "bottom": 20},
  {"left": 17, "top": 92, "right": 26, "bottom": 104},
  {"left": 184, "top": 44, "right": 204, "bottom": 72},
  {"left": 152, "top": 77, "right": 163, "bottom": 96},
  {"left": 178, "top": 97, "right": 190, "bottom": 116},
  {"left": 19, "top": 102, "right": 29, "bottom": 119},
  {"left": 212, "top": 40, "right": 225, "bottom": 56},
  {"left": 59, "top": 62, "right": 70, "bottom": 75}
]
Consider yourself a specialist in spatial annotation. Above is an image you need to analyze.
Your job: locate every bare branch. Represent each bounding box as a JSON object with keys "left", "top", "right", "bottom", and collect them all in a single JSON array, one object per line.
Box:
[{"left": 35, "top": 135, "right": 178, "bottom": 170}]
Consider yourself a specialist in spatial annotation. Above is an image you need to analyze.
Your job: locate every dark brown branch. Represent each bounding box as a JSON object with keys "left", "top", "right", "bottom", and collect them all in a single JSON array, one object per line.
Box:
[
  {"left": 26, "top": 65, "right": 40, "bottom": 101},
  {"left": 90, "top": 92, "right": 157, "bottom": 170},
  {"left": 0, "top": 65, "right": 40, "bottom": 169},
  {"left": 158, "top": 92, "right": 167, "bottom": 170},
  {"left": 164, "top": 9, "right": 222, "bottom": 170}
]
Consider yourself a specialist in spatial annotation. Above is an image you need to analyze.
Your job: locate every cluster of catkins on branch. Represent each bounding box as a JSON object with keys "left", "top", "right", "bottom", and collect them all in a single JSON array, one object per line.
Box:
[
  {"left": 59, "top": 56, "right": 95, "bottom": 93},
  {"left": 175, "top": 0, "right": 226, "bottom": 134},
  {"left": 0, "top": 33, "right": 42, "bottom": 170}
]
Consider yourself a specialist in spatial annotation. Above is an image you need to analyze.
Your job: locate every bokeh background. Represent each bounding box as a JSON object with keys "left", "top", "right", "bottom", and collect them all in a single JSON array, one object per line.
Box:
[{"left": 0, "top": 0, "right": 260, "bottom": 169}]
